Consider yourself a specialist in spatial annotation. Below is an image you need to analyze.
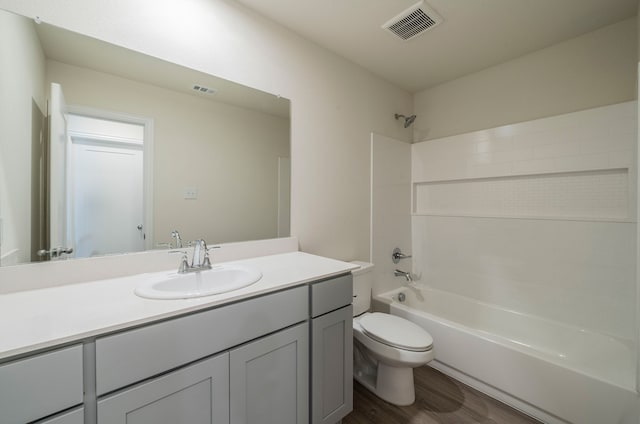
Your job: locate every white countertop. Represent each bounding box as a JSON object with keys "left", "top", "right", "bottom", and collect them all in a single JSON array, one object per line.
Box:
[{"left": 0, "top": 251, "right": 357, "bottom": 361}]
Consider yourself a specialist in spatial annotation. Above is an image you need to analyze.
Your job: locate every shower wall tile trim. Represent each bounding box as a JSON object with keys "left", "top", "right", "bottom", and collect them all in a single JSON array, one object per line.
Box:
[
  {"left": 412, "top": 101, "right": 637, "bottom": 222},
  {"left": 414, "top": 168, "right": 630, "bottom": 221}
]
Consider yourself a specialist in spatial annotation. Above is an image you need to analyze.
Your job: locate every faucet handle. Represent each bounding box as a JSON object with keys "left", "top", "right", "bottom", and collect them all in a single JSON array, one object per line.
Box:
[
  {"left": 392, "top": 247, "right": 412, "bottom": 264},
  {"left": 202, "top": 245, "right": 220, "bottom": 269},
  {"left": 170, "top": 230, "right": 182, "bottom": 248},
  {"left": 169, "top": 250, "right": 190, "bottom": 273}
]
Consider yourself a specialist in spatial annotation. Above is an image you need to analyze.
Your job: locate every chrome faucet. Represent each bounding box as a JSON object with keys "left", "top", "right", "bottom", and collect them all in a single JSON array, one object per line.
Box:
[
  {"left": 37, "top": 246, "right": 74, "bottom": 259},
  {"left": 190, "top": 239, "right": 220, "bottom": 272},
  {"left": 191, "top": 239, "right": 210, "bottom": 269},
  {"left": 171, "top": 239, "right": 218, "bottom": 274},
  {"left": 394, "top": 269, "right": 412, "bottom": 282},
  {"left": 192, "top": 239, "right": 202, "bottom": 268},
  {"left": 171, "top": 230, "right": 183, "bottom": 248}
]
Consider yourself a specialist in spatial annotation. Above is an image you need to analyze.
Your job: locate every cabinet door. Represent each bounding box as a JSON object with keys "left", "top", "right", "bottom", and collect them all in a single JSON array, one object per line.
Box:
[
  {"left": 230, "top": 322, "right": 309, "bottom": 424},
  {"left": 312, "top": 305, "right": 353, "bottom": 424},
  {"left": 97, "top": 352, "right": 229, "bottom": 424}
]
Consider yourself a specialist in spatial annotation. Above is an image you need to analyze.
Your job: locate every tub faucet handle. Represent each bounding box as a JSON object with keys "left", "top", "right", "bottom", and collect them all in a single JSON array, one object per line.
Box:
[{"left": 392, "top": 247, "right": 412, "bottom": 264}]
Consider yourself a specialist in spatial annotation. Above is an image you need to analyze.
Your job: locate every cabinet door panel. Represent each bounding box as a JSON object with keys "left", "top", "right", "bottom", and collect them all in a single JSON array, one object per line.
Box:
[
  {"left": 98, "top": 352, "right": 229, "bottom": 424},
  {"left": 230, "top": 323, "right": 309, "bottom": 424},
  {"left": 312, "top": 305, "right": 353, "bottom": 424}
]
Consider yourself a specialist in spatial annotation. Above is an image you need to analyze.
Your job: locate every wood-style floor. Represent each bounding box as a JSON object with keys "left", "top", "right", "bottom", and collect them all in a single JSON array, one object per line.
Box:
[{"left": 343, "top": 365, "right": 543, "bottom": 424}]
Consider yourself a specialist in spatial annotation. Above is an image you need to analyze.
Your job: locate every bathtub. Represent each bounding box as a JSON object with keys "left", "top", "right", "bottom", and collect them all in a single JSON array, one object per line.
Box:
[{"left": 376, "top": 286, "right": 639, "bottom": 424}]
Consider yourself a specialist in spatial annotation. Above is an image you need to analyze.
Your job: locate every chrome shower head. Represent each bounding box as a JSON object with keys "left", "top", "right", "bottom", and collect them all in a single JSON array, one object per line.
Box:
[
  {"left": 395, "top": 113, "right": 417, "bottom": 128},
  {"left": 404, "top": 114, "right": 416, "bottom": 128}
]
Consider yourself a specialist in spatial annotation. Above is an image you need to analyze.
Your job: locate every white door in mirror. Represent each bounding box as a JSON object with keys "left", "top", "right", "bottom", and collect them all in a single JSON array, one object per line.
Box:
[{"left": 135, "top": 265, "right": 262, "bottom": 299}]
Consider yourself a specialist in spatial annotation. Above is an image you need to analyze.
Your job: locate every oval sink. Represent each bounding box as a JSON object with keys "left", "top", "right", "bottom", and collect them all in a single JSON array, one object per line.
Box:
[{"left": 135, "top": 265, "right": 262, "bottom": 300}]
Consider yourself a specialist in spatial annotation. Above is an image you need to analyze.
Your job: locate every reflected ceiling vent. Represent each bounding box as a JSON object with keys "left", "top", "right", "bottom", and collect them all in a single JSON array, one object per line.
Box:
[
  {"left": 192, "top": 84, "right": 216, "bottom": 95},
  {"left": 382, "top": 0, "right": 442, "bottom": 41}
]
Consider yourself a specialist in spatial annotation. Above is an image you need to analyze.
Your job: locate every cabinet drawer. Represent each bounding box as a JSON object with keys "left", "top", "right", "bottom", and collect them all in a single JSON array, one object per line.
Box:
[
  {"left": 96, "top": 285, "right": 307, "bottom": 395},
  {"left": 311, "top": 274, "right": 352, "bottom": 318},
  {"left": 0, "top": 345, "right": 83, "bottom": 424}
]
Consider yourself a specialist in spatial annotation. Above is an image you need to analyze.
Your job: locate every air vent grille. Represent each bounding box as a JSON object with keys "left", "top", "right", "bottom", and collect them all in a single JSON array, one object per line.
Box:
[
  {"left": 383, "top": 1, "right": 442, "bottom": 41},
  {"left": 192, "top": 84, "right": 216, "bottom": 95}
]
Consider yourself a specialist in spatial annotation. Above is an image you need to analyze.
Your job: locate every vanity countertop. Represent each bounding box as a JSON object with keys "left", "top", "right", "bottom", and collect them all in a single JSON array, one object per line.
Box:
[{"left": 0, "top": 251, "right": 357, "bottom": 361}]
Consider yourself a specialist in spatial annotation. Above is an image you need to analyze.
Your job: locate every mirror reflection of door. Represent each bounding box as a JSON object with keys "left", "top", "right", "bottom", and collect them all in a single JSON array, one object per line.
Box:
[
  {"left": 30, "top": 99, "right": 49, "bottom": 261},
  {"left": 47, "top": 82, "right": 69, "bottom": 260},
  {"left": 67, "top": 114, "right": 145, "bottom": 258}
]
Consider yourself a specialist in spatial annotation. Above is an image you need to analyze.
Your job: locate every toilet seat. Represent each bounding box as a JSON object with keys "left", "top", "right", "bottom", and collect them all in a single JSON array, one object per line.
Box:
[{"left": 359, "top": 313, "right": 433, "bottom": 352}]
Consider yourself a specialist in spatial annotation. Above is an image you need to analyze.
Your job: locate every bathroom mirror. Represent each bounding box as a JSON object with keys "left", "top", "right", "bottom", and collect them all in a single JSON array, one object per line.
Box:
[{"left": 0, "top": 8, "right": 291, "bottom": 266}]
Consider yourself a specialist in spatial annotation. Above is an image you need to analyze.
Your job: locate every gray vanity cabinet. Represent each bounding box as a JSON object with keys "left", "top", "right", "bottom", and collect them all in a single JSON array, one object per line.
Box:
[
  {"left": 230, "top": 322, "right": 309, "bottom": 424},
  {"left": 2, "top": 271, "right": 354, "bottom": 424},
  {"left": 310, "top": 274, "right": 354, "bottom": 424},
  {"left": 94, "top": 285, "right": 310, "bottom": 424},
  {"left": 95, "top": 286, "right": 308, "bottom": 396},
  {"left": 96, "top": 320, "right": 309, "bottom": 424},
  {"left": 97, "top": 352, "right": 229, "bottom": 424}
]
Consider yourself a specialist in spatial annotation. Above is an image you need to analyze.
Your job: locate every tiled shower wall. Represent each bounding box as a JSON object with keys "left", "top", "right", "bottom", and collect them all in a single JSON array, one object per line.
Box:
[{"left": 411, "top": 102, "right": 637, "bottom": 341}]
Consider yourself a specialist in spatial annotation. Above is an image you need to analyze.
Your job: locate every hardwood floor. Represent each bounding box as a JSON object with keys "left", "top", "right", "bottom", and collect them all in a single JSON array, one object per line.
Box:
[{"left": 343, "top": 365, "right": 542, "bottom": 424}]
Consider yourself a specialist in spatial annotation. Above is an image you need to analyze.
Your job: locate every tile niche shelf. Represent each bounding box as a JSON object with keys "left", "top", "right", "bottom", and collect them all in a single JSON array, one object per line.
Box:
[{"left": 412, "top": 167, "right": 633, "bottom": 223}]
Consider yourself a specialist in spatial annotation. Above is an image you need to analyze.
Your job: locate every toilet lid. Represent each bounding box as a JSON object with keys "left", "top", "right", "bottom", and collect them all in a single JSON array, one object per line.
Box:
[{"left": 359, "top": 313, "right": 433, "bottom": 352}]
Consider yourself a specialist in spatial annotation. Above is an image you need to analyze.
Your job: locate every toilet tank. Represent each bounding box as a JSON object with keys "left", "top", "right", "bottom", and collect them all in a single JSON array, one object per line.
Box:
[{"left": 350, "top": 261, "right": 374, "bottom": 316}]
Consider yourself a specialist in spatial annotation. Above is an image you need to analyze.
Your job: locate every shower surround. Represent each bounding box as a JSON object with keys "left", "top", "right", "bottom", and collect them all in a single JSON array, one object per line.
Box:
[
  {"left": 370, "top": 101, "right": 638, "bottom": 423},
  {"left": 411, "top": 101, "right": 636, "bottom": 348}
]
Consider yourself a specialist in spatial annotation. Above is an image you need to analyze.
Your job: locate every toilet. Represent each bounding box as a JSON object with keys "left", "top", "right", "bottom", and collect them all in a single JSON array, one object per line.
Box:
[{"left": 351, "top": 261, "right": 434, "bottom": 406}]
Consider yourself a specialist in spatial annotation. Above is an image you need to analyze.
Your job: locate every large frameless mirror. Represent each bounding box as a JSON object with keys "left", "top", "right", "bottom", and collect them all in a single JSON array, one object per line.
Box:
[{"left": 0, "top": 9, "right": 291, "bottom": 266}]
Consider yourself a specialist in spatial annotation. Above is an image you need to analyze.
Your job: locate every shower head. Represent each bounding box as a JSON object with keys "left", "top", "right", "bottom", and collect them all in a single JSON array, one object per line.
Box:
[
  {"left": 404, "top": 114, "right": 416, "bottom": 128},
  {"left": 395, "top": 113, "right": 417, "bottom": 128}
]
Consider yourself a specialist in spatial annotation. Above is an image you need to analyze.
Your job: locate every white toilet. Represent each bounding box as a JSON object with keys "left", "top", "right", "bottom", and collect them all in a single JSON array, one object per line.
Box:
[{"left": 351, "top": 261, "right": 434, "bottom": 406}]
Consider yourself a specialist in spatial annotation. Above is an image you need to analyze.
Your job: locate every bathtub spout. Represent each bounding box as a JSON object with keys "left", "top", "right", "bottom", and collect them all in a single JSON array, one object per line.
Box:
[{"left": 394, "top": 269, "right": 412, "bottom": 282}]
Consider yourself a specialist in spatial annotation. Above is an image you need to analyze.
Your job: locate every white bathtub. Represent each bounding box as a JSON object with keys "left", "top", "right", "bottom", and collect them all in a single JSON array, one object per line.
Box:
[{"left": 376, "top": 286, "right": 639, "bottom": 424}]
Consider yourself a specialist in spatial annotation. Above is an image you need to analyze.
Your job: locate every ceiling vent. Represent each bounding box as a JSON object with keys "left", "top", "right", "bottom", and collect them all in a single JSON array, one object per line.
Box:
[
  {"left": 382, "top": 1, "right": 442, "bottom": 41},
  {"left": 192, "top": 84, "right": 216, "bottom": 95}
]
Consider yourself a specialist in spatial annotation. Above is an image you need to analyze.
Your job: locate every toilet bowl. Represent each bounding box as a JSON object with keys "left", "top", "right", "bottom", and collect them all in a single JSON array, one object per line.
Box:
[{"left": 351, "top": 261, "right": 434, "bottom": 406}]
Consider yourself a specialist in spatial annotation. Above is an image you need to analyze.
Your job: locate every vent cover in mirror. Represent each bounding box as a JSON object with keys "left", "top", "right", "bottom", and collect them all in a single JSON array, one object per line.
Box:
[{"left": 192, "top": 84, "right": 216, "bottom": 95}]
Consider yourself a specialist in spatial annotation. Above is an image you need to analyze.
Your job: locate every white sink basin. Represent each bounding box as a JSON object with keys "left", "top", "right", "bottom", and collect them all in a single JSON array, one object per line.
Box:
[{"left": 134, "top": 265, "right": 262, "bottom": 300}]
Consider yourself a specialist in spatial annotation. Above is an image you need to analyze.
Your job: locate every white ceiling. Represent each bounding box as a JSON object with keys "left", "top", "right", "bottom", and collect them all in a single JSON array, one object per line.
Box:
[{"left": 234, "top": 0, "right": 638, "bottom": 93}]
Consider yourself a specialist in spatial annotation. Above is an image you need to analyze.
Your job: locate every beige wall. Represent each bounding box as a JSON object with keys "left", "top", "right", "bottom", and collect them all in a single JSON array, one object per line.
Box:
[
  {"left": 46, "top": 60, "right": 290, "bottom": 246},
  {"left": 0, "top": 12, "right": 45, "bottom": 264},
  {"left": 414, "top": 17, "right": 638, "bottom": 141},
  {"left": 0, "top": 0, "right": 413, "bottom": 262}
]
